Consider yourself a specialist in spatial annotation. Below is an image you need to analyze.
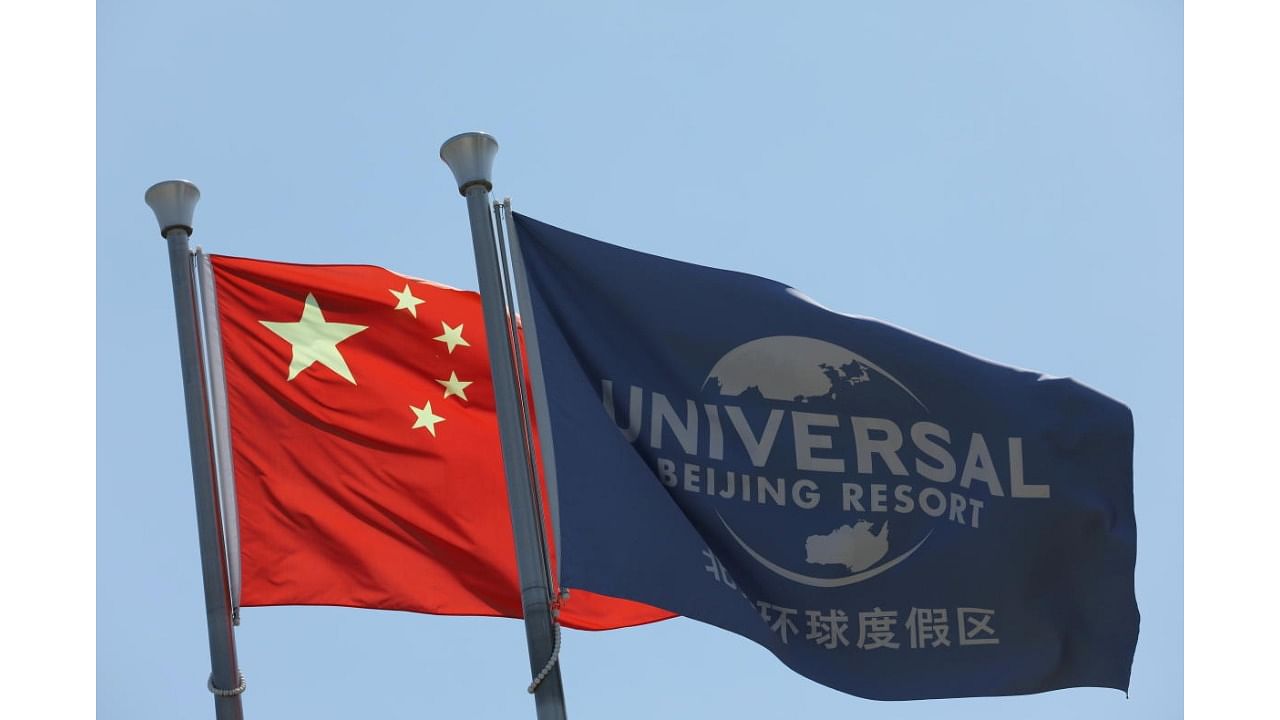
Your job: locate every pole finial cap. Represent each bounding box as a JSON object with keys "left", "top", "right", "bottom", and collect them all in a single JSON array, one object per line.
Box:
[
  {"left": 145, "top": 180, "right": 201, "bottom": 237},
  {"left": 440, "top": 132, "right": 498, "bottom": 196}
]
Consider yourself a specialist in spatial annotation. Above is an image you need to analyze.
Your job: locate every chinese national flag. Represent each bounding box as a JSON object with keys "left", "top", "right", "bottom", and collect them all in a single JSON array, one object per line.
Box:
[{"left": 211, "top": 254, "right": 672, "bottom": 630}]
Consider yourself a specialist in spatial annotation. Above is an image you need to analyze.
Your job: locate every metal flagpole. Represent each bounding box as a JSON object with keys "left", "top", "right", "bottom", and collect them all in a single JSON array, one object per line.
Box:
[
  {"left": 195, "top": 248, "right": 243, "bottom": 624},
  {"left": 146, "top": 181, "right": 246, "bottom": 720},
  {"left": 490, "top": 201, "right": 558, "bottom": 591},
  {"left": 497, "top": 199, "right": 564, "bottom": 584},
  {"left": 439, "top": 133, "right": 568, "bottom": 720}
]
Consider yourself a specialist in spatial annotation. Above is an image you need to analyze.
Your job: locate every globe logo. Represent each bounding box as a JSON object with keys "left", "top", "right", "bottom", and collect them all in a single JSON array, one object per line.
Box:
[{"left": 704, "top": 335, "right": 932, "bottom": 588}]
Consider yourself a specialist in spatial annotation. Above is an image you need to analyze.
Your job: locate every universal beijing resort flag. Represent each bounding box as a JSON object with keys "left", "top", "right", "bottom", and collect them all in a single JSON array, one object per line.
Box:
[
  {"left": 210, "top": 254, "right": 671, "bottom": 630},
  {"left": 512, "top": 214, "right": 1138, "bottom": 700}
]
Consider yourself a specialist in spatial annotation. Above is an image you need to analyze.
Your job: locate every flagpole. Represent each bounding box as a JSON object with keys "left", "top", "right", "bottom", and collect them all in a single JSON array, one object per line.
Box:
[
  {"left": 490, "top": 201, "right": 558, "bottom": 589},
  {"left": 440, "top": 133, "right": 568, "bottom": 720},
  {"left": 496, "top": 200, "right": 564, "bottom": 584},
  {"left": 146, "top": 181, "right": 246, "bottom": 720},
  {"left": 195, "top": 249, "right": 243, "bottom": 624}
]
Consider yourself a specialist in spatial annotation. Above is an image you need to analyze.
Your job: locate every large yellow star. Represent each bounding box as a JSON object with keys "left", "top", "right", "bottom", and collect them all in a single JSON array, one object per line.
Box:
[
  {"left": 388, "top": 284, "right": 426, "bottom": 318},
  {"left": 260, "top": 293, "right": 368, "bottom": 384},
  {"left": 409, "top": 401, "right": 445, "bottom": 437},
  {"left": 435, "top": 371, "right": 473, "bottom": 402},
  {"left": 434, "top": 321, "right": 470, "bottom": 354}
]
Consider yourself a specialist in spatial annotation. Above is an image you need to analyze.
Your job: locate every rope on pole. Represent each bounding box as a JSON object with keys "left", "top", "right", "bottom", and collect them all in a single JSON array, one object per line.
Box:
[
  {"left": 207, "top": 670, "right": 246, "bottom": 697},
  {"left": 527, "top": 623, "right": 561, "bottom": 694}
]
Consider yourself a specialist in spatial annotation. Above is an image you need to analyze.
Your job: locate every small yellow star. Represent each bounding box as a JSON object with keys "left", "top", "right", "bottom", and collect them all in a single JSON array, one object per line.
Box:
[
  {"left": 389, "top": 284, "right": 426, "bottom": 318},
  {"left": 435, "top": 371, "right": 473, "bottom": 402},
  {"left": 434, "top": 321, "right": 471, "bottom": 354},
  {"left": 409, "top": 401, "right": 445, "bottom": 437}
]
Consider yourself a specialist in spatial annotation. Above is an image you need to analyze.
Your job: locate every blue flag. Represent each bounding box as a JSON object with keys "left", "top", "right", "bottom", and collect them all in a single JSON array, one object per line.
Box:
[{"left": 513, "top": 213, "right": 1138, "bottom": 700}]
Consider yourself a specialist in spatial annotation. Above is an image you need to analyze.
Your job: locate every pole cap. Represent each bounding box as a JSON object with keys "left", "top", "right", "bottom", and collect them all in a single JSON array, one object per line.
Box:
[
  {"left": 440, "top": 132, "right": 498, "bottom": 196},
  {"left": 145, "top": 180, "right": 201, "bottom": 237}
]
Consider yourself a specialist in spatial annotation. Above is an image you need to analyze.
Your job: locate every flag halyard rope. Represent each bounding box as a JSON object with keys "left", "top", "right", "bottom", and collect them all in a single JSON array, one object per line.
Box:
[
  {"left": 527, "top": 623, "right": 561, "bottom": 694},
  {"left": 207, "top": 670, "right": 246, "bottom": 697}
]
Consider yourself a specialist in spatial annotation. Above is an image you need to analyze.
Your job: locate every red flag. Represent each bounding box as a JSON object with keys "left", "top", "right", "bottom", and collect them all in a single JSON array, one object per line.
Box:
[{"left": 211, "top": 254, "right": 672, "bottom": 630}]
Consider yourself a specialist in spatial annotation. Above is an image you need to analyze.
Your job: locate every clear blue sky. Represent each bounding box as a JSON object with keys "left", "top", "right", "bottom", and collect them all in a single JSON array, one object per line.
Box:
[{"left": 97, "top": 1, "right": 1182, "bottom": 717}]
